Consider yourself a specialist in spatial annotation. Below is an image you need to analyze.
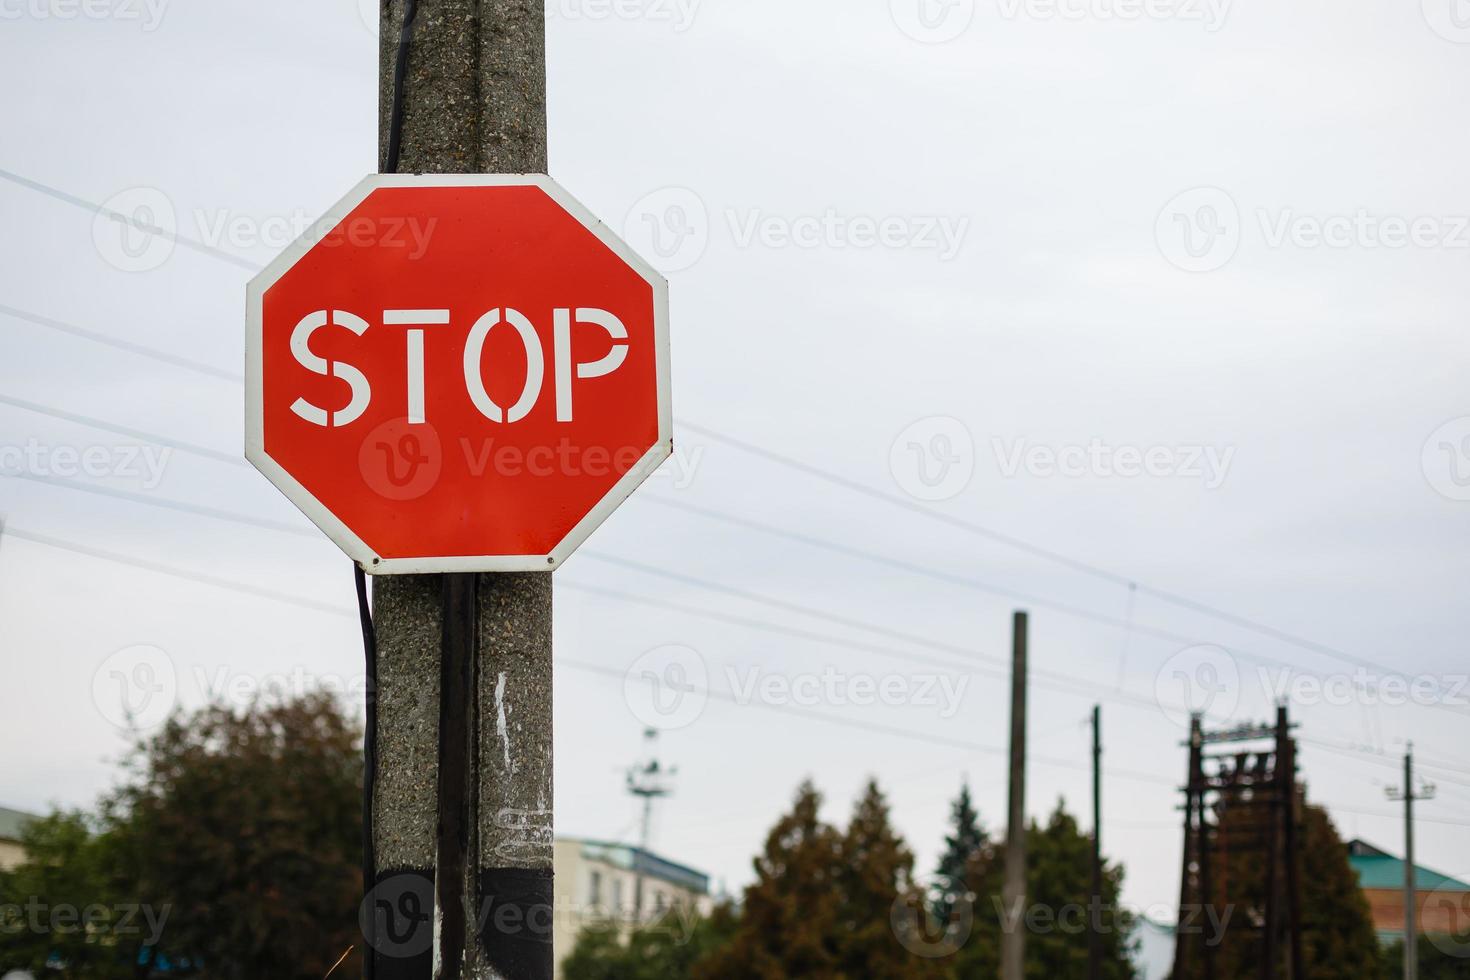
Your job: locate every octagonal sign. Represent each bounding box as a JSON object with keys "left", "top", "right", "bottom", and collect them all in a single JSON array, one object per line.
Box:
[{"left": 246, "top": 174, "right": 671, "bottom": 574}]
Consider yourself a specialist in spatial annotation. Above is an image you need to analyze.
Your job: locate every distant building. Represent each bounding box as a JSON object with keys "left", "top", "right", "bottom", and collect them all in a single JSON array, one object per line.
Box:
[
  {"left": 552, "top": 837, "right": 711, "bottom": 978},
  {"left": 1347, "top": 838, "right": 1470, "bottom": 945},
  {"left": 0, "top": 807, "right": 37, "bottom": 872}
]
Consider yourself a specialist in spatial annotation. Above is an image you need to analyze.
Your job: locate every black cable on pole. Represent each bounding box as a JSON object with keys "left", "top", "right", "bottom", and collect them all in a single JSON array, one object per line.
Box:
[
  {"left": 355, "top": 563, "right": 378, "bottom": 978},
  {"left": 384, "top": 0, "right": 420, "bottom": 175},
  {"left": 364, "top": 5, "right": 417, "bottom": 972}
]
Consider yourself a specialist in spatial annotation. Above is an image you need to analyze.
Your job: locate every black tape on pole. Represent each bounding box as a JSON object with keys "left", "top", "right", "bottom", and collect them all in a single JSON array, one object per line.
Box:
[
  {"left": 361, "top": 868, "right": 435, "bottom": 980},
  {"left": 478, "top": 867, "right": 555, "bottom": 980},
  {"left": 436, "top": 573, "right": 479, "bottom": 977}
]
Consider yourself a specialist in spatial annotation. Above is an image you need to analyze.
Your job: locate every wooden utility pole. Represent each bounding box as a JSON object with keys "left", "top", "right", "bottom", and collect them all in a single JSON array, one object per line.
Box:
[
  {"left": 1089, "top": 704, "right": 1103, "bottom": 980},
  {"left": 1001, "top": 611, "right": 1029, "bottom": 980},
  {"left": 1277, "top": 705, "right": 1304, "bottom": 980},
  {"left": 1172, "top": 715, "right": 1202, "bottom": 980},
  {"left": 368, "top": 3, "right": 553, "bottom": 978},
  {"left": 1389, "top": 743, "right": 1435, "bottom": 980}
]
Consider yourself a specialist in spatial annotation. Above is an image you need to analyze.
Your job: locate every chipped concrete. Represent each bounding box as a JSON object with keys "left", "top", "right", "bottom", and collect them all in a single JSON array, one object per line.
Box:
[
  {"left": 477, "top": 572, "right": 553, "bottom": 872},
  {"left": 373, "top": 574, "right": 444, "bottom": 872}
]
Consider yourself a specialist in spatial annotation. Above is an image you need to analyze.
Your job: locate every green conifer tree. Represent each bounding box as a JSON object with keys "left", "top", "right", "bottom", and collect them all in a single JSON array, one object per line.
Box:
[
  {"left": 952, "top": 800, "right": 1137, "bottom": 980},
  {"left": 934, "top": 783, "right": 988, "bottom": 923},
  {"left": 693, "top": 780, "right": 845, "bottom": 980},
  {"left": 835, "top": 780, "right": 938, "bottom": 980}
]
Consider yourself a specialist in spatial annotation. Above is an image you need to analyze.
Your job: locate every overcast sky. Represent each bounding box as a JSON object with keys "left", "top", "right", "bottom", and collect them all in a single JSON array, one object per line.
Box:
[{"left": 3, "top": 0, "right": 1469, "bottom": 972}]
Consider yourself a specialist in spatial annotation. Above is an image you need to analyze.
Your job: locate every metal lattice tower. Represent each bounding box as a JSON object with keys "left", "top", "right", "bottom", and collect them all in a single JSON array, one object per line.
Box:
[{"left": 626, "top": 728, "right": 677, "bottom": 924}]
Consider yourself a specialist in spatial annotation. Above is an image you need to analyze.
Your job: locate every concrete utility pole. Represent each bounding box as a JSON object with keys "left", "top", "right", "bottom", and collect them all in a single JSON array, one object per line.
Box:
[
  {"left": 1388, "top": 743, "right": 1436, "bottom": 980},
  {"left": 1089, "top": 704, "right": 1102, "bottom": 980},
  {"left": 369, "top": 3, "right": 552, "bottom": 979},
  {"left": 1001, "top": 611, "right": 1029, "bottom": 980}
]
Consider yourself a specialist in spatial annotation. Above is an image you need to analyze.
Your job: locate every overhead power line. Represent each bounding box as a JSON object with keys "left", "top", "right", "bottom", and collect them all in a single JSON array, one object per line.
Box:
[
  {"left": 562, "top": 656, "right": 1176, "bottom": 788},
  {"left": 0, "top": 524, "right": 1180, "bottom": 791},
  {"left": 676, "top": 421, "right": 1435, "bottom": 688},
  {"left": 0, "top": 303, "right": 243, "bottom": 382},
  {"left": 0, "top": 170, "right": 1450, "bottom": 699},
  {"left": 4, "top": 173, "right": 1466, "bottom": 769},
  {"left": 0, "top": 464, "right": 1249, "bottom": 732},
  {"left": 5, "top": 376, "right": 1468, "bottom": 740},
  {"left": 639, "top": 495, "right": 1470, "bottom": 719},
  {"left": 568, "top": 655, "right": 1470, "bottom": 817},
  {"left": 11, "top": 512, "right": 1467, "bottom": 817},
  {"left": 560, "top": 578, "right": 1211, "bottom": 722},
  {"left": 21, "top": 469, "right": 1402, "bottom": 766},
  {"left": 3, "top": 524, "right": 352, "bottom": 618},
  {"left": 5, "top": 464, "right": 1222, "bottom": 728},
  {"left": 6, "top": 467, "right": 1202, "bottom": 727},
  {"left": 0, "top": 393, "right": 245, "bottom": 467},
  {"left": 1322, "top": 802, "right": 1467, "bottom": 829},
  {"left": 0, "top": 282, "right": 1452, "bottom": 711},
  {"left": 0, "top": 426, "right": 1434, "bottom": 758},
  {"left": 1302, "top": 737, "right": 1470, "bottom": 790},
  {"left": 1, "top": 471, "right": 318, "bottom": 539},
  {"left": 0, "top": 167, "right": 262, "bottom": 271}
]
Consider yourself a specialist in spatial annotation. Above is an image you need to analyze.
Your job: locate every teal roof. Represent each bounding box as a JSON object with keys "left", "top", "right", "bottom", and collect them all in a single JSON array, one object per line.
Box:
[
  {"left": 572, "top": 839, "right": 710, "bottom": 895},
  {"left": 0, "top": 806, "right": 38, "bottom": 842},
  {"left": 1348, "top": 840, "right": 1470, "bottom": 892}
]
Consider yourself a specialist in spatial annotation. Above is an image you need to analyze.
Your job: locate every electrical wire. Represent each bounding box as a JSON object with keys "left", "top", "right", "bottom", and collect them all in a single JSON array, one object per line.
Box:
[
  {"left": 1115, "top": 582, "right": 1137, "bottom": 692},
  {"left": 3, "top": 295, "right": 1463, "bottom": 723},
  {"left": 635, "top": 495, "right": 1470, "bottom": 717},
  {"left": 9, "top": 522, "right": 1466, "bottom": 838},
  {"left": 676, "top": 421, "right": 1450, "bottom": 690},
  {"left": 7, "top": 393, "right": 1470, "bottom": 782},
  {"left": 361, "top": 6, "right": 418, "bottom": 970},
  {"left": 2, "top": 470, "right": 318, "bottom": 538},
  {"left": 8, "top": 440, "right": 1470, "bottom": 783},
  {"left": 0, "top": 167, "right": 262, "bottom": 272},
  {"left": 0, "top": 393, "right": 246, "bottom": 467},
  {"left": 0, "top": 164, "right": 1458, "bottom": 703},
  {"left": 4, "top": 165, "right": 1466, "bottom": 843},
  {"left": 559, "top": 578, "right": 1219, "bottom": 724},
  {"left": 1, "top": 524, "right": 353, "bottom": 617},
  {"left": 355, "top": 563, "right": 378, "bottom": 973},
  {"left": 562, "top": 656, "right": 1176, "bottom": 788},
  {"left": 0, "top": 303, "right": 243, "bottom": 382}
]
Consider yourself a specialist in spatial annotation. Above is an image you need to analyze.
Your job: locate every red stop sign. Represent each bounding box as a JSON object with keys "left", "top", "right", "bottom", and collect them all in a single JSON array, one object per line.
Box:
[{"left": 246, "top": 175, "right": 671, "bottom": 573}]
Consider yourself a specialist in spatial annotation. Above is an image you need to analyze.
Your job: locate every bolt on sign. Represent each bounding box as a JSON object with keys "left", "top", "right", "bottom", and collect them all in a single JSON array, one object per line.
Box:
[{"left": 246, "top": 174, "right": 672, "bottom": 573}]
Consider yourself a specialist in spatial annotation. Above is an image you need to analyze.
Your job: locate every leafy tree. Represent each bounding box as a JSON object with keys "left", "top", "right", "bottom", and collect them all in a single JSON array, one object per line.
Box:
[
  {"left": 0, "top": 810, "right": 139, "bottom": 978},
  {"left": 951, "top": 800, "right": 1137, "bottom": 980},
  {"left": 933, "top": 783, "right": 987, "bottom": 923},
  {"left": 562, "top": 905, "right": 738, "bottom": 980},
  {"left": 1197, "top": 801, "right": 1379, "bottom": 980},
  {"left": 1381, "top": 933, "right": 1470, "bottom": 979},
  {"left": 694, "top": 780, "right": 845, "bottom": 980},
  {"left": 107, "top": 693, "right": 364, "bottom": 980},
  {"left": 562, "top": 926, "right": 628, "bottom": 980},
  {"left": 0, "top": 694, "right": 362, "bottom": 980}
]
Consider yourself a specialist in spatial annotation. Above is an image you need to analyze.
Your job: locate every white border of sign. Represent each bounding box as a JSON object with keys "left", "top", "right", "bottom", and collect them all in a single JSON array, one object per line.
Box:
[{"left": 245, "top": 173, "right": 673, "bottom": 576}]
